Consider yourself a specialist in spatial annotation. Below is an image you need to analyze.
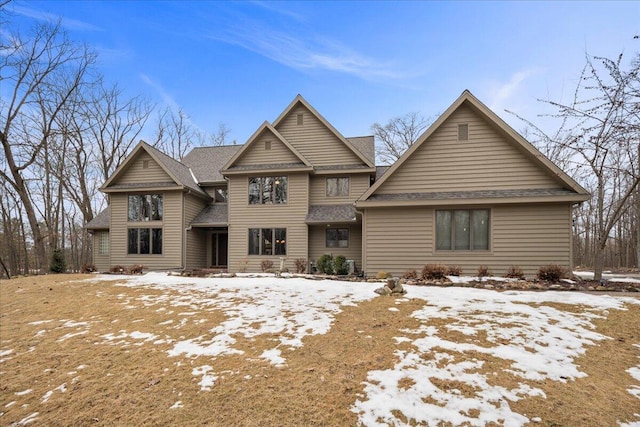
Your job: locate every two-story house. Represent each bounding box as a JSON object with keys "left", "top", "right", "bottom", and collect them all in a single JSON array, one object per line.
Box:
[{"left": 86, "top": 91, "right": 590, "bottom": 277}]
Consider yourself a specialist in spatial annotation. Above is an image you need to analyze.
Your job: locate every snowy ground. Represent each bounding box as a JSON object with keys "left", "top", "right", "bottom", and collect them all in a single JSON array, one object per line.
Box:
[{"left": 4, "top": 272, "right": 639, "bottom": 426}]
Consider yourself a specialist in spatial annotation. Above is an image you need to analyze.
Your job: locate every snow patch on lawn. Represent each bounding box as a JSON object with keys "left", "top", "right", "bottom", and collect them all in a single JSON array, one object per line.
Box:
[{"left": 352, "top": 286, "right": 638, "bottom": 426}]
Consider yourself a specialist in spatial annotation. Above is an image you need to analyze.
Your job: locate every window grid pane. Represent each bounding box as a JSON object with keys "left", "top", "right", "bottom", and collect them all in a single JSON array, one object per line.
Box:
[
  {"left": 436, "top": 211, "right": 452, "bottom": 250},
  {"left": 472, "top": 210, "right": 489, "bottom": 250},
  {"left": 152, "top": 228, "right": 163, "bottom": 254}
]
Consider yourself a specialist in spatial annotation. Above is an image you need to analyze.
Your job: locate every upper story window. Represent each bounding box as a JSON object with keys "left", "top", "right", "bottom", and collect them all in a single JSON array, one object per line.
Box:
[
  {"left": 249, "top": 176, "right": 287, "bottom": 204},
  {"left": 128, "top": 194, "right": 163, "bottom": 221},
  {"left": 436, "top": 209, "right": 489, "bottom": 251},
  {"left": 326, "top": 177, "right": 349, "bottom": 197}
]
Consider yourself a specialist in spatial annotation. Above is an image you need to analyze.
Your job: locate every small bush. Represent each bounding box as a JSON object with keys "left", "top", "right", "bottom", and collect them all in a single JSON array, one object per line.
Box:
[
  {"left": 49, "top": 249, "right": 67, "bottom": 273},
  {"left": 422, "top": 264, "right": 448, "bottom": 280},
  {"left": 477, "top": 265, "right": 492, "bottom": 277},
  {"left": 316, "top": 254, "right": 334, "bottom": 275},
  {"left": 294, "top": 258, "right": 307, "bottom": 274},
  {"left": 402, "top": 269, "right": 418, "bottom": 280},
  {"left": 376, "top": 271, "right": 391, "bottom": 279},
  {"left": 129, "top": 264, "right": 145, "bottom": 275},
  {"left": 81, "top": 263, "right": 96, "bottom": 273},
  {"left": 447, "top": 265, "right": 462, "bottom": 276},
  {"left": 110, "top": 265, "right": 126, "bottom": 274},
  {"left": 505, "top": 265, "right": 525, "bottom": 279},
  {"left": 537, "top": 264, "right": 566, "bottom": 282},
  {"left": 260, "top": 259, "right": 274, "bottom": 273},
  {"left": 334, "top": 255, "right": 349, "bottom": 275},
  {"left": 237, "top": 258, "right": 249, "bottom": 273}
]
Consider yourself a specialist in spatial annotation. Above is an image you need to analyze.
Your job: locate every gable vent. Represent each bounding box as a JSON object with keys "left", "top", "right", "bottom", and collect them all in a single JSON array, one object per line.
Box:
[
  {"left": 297, "top": 113, "right": 304, "bottom": 125},
  {"left": 458, "top": 124, "right": 469, "bottom": 141},
  {"left": 265, "top": 140, "right": 271, "bottom": 150},
  {"left": 142, "top": 160, "right": 149, "bottom": 169}
]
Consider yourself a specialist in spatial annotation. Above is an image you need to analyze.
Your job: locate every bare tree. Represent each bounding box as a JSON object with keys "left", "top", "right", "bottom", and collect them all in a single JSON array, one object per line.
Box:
[
  {"left": 513, "top": 52, "right": 640, "bottom": 280},
  {"left": 371, "top": 112, "right": 433, "bottom": 165},
  {"left": 0, "top": 21, "right": 95, "bottom": 271},
  {"left": 210, "top": 122, "right": 231, "bottom": 146},
  {"left": 153, "top": 107, "right": 206, "bottom": 160}
]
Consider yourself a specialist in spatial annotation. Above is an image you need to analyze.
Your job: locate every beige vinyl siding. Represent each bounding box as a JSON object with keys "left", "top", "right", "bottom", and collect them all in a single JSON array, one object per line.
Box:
[
  {"left": 376, "top": 105, "right": 560, "bottom": 194},
  {"left": 227, "top": 173, "right": 309, "bottom": 272},
  {"left": 236, "top": 131, "right": 301, "bottom": 166},
  {"left": 116, "top": 152, "right": 173, "bottom": 184},
  {"left": 363, "top": 203, "right": 572, "bottom": 278},
  {"left": 309, "top": 173, "right": 371, "bottom": 204},
  {"left": 308, "top": 225, "right": 362, "bottom": 272},
  {"left": 109, "top": 191, "right": 183, "bottom": 270},
  {"left": 275, "top": 105, "right": 362, "bottom": 166},
  {"left": 184, "top": 194, "right": 208, "bottom": 270},
  {"left": 93, "top": 231, "right": 110, "bottom": 272}
]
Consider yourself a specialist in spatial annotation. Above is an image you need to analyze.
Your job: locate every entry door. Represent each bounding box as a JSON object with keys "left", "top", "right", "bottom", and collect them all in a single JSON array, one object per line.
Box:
[{"left": 211, "top": 233, "right": 228, "bottom": 267}]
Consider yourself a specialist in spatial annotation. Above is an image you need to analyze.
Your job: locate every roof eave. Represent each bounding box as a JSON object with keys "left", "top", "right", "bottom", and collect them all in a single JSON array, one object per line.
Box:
[
  {"left": 222, "top": 166, "right": 314, "bottom": 175},
  {"left": 355, "top": 194, "right": 591, "bottom": 208},
  {"left": 313, "top": 167, "right": 376, "bottom": 175}
]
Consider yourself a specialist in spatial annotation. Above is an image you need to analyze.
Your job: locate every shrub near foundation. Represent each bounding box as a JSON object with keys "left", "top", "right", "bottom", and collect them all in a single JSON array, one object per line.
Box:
[
  {"left": 421, "top": 264, "right": 448, "bottom": 280},
  {"left": 537, "top": 264, "right": 566, "bottom": 282},
  {"left": 505, "top": 265, "right": 525, "bottom": 279},
  {"left": 316, "top": 254, "right": 334, "bottom": 275}
]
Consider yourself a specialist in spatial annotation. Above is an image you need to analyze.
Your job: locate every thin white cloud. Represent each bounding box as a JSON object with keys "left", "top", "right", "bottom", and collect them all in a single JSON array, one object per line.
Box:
[
  {"left": 210, "top": 20, "right": 407, "bottom": 81},
  {"left": 247, "top": 1, "right": 306, "bottom": 22},
  {"left": 488, "top": 68, "right": 545, "bottom": 111},
  {"left": 11, "top": 4, "right": 103, "bottom": 32},
  {"left": 139, "top": 74, "right": 179, "bottom": 109}
]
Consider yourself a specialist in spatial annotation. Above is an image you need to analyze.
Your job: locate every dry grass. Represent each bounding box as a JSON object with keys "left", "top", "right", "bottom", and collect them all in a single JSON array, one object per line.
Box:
[{"left": 0, "top": 274, "right": 639, "bottom": 426}]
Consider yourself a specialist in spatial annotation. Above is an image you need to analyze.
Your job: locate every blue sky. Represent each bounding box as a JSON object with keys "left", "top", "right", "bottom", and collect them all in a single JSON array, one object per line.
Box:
[{"left": 5, "top": 0, "right": 639, "bottom": 148}]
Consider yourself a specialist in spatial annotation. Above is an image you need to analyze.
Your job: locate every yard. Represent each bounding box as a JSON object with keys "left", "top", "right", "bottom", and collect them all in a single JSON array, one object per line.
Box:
[{"left": 1, "top": 273, "right": 639, "bottom": 426}]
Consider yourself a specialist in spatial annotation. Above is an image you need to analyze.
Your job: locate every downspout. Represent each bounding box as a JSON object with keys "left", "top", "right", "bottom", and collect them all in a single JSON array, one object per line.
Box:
[{"left": 182, "top": 189, "right": 190, "bottom": 271}]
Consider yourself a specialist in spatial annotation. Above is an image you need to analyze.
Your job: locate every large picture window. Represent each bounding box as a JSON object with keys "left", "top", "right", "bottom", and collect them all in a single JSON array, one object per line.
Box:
[
  {"left": 326, "top": 228, "right": 349, "bottom": 248},
  {"left": 436, "top": 209, "right": 489, "bottom": 251},
  {"left": 326, "top": 177, "right": 349, "bottom": 197},
  {"left": 128, "top": 194, "right": 163, "bottom": 221},
  {"left": 248, "top": 228, "right": 286, "bottom": 255},
  {"left": 128, "top": 228, "right": 163, "bottom": 254},
  {"left": 248, "top": 177, "right": 287, "bottom": 204}
]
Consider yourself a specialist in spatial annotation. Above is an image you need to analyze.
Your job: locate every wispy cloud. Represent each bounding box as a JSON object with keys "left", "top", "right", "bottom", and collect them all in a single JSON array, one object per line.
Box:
[
  {"left": 247, "top": 1, "right": 306, "bottom": 22},
  {"left": 209, "top": 18, "right": 408, "bottom": 82},
  {"left": 11, "top": 5, "right": 103, "bottom": 32},
  {"left": 488, "top": 68, "right": 545, "bottom": 111},
  {"left": 140, "top": 74, "right": 179, "bottom": 109}
]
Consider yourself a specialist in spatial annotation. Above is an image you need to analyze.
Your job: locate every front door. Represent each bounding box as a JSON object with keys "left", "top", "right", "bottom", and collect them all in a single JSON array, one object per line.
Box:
[{"left": 211, "top": 233, "right": 228, "bottom": 268}]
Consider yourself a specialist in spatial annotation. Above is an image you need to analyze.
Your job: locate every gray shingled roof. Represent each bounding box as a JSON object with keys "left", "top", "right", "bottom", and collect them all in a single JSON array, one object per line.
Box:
[
  {"left": 305, "top": 204, "right": 359, "bottom": 224},
  {"left": 183, "top": 145, "right": 242, "bottom": 183},
  {"left": 367, "top": 188, "right": 579, "bottom": 202},
  {"left": 85, "top": 206, "right": 110, "bottom": 230},
  {"left": 191, "top": 204, "right": 228, "bottom": 226},
  {"left": 143, "top": 143, "right": 207, "bottom": 196},
  {"left": 314, "top": 164, "right": 373, "bottom": 171},
  {"left": 224, "top": 162, "right": 310, "bottom": 171},
  {"left": 106, "top": 181, "right": 178, "bottom": 190},
  {"left": 347, "top": 136, "right": 375, "bottom": 165}
]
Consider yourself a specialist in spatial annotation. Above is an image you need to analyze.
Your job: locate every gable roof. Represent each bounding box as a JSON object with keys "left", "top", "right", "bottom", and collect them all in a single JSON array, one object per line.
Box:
[
  {"left": 183, "top": 145, "right": 241, "bottom": 184},
  {"left": 102, "top": 141, "right": 208, "bottom": 197},
  {"left": 272, "top": 95, "right": 376, "bottom": 169},
  {"left": 347, "top": 136, "right": 375, "bottom": 165},
  {"left": 357, "top": 90, "right": 590, "bottom": 206},
  {"left": 222, "top": 121, "right": 313, "bottom": 173}
]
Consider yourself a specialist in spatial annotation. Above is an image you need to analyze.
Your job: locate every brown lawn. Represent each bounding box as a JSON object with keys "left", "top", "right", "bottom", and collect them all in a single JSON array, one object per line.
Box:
[{"left": 0, "top": 274, "right": 638, "bottom": 426}]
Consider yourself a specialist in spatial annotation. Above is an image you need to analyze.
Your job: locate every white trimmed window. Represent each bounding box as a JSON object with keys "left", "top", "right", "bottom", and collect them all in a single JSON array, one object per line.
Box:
[{"left": 98, "top": 232, "right": 109, "bottom": 255}]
